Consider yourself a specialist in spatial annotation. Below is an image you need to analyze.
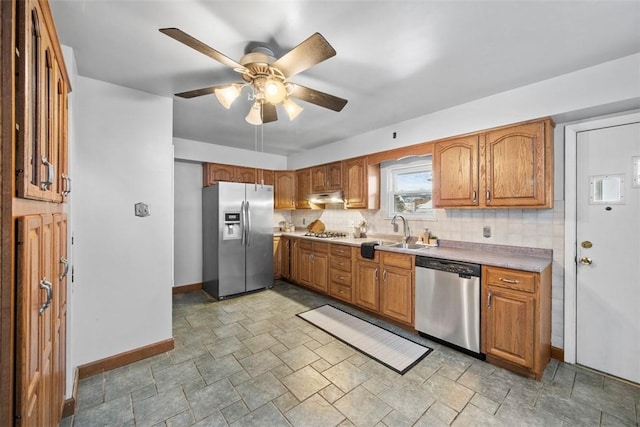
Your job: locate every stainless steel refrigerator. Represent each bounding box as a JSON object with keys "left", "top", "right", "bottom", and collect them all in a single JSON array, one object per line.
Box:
[{"left": 202, "top": 182, "right": 274, "bottom": 299}]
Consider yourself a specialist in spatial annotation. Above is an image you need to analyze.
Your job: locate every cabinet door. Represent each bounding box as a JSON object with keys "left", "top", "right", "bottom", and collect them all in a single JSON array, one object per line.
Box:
[
  {"left": 343, "top": 157, "right": 367, "bottom": 208},
  {"left": 234, "top": 166, "right": 257, "bottom": 184},
  {"left": 484, "top": 121, "right": 548, "bottom": 207},
  {"left": 311, "top": 166, "right": 327, "bottom": 192},
  {"left": 326, "top": 162, "right": 342, "bottom": 191},
  {"left": 203, "top": 163, "right": 234, "bottom": 185},
  {"left": 273, "top": 237, "right": 281, "bottom": 279},
  {"left": 52, "top": 214, "right": 67, "bottom": 419},
  {"left": 259, "top": 169, "right": 274, "bottom": 186},
  {"left": 16, "top": 214, "right": 56, "bottom": 426},
  {"left": 295, "top": 169, "right": 312, "bottom": 209},
  {"left": 433, "top": 135, "right": 479, "bottom": 207},
  {"left": 56, "top": 66, "right": 70, "bottom": 202},
  {"left": 311, "top": 252, "right": 328, "bottom": 293},
  {"left": 281, "top": 238, "right": 291, "bottom": 279},
  {"left": 297, "top": 248, "right": 313, "bottom": 285},
  {"left": 274, "top": 171, "right": 295, "bottom": 209},
  {"left": 354, "top": 261, "right": 379, "bottom": 312},
  {"left": 380, "top": 259, "right": 413, "bottom": 325},
  {"left": 483, "top": 285, "right": 535, "bottom": 369}
]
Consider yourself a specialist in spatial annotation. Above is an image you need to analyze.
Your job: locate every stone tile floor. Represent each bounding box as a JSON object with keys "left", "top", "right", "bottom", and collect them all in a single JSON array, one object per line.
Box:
[{"left": 61, "top": 280, "right": 640, "bottom": 426}]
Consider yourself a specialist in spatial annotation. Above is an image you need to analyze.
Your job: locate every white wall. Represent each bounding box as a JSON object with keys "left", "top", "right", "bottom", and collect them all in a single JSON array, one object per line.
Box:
[
  {"left": 173, "top": 142, "right": 289, "bottom": 287},
  {"left": 72, "top": 76, "right": 174, "bottom": 365},
  {"left": 174, "top": 137, "right": 287, "bottom": 170},
  {"left": 288, "top": 53, "right": 640, "bottom": 169},
  {"left": 174, "top": 161, "right": 202, "bottom": 287}
]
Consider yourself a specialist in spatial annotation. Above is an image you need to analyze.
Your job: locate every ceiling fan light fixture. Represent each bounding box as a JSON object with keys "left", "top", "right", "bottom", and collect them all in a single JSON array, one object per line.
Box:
[
  {"left": 214, "top": 84, "right": 242, "bottom": 109},
  {"left": 264, "top": 79, "right": 287, "bottom": 104},
  {"left": 245, "top": 102, "right": 263, "bottom": 125},
  {"left": 283, "top": 98, "right": 303, "bottom": 121}
]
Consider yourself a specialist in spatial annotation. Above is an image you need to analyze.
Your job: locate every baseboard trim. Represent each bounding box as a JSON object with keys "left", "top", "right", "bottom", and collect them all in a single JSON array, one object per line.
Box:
[
  {"left": 61, "top": 367, "right": 79, "bottom": 419},
  {"left": 78, "top": 338, "right": 175, "bottom": 379},
  {"left": 172, "top": 282, "right": 203, "bottom": 294},
  {"left": 551, "top": 346, "right": 564, "bottom": 361}
]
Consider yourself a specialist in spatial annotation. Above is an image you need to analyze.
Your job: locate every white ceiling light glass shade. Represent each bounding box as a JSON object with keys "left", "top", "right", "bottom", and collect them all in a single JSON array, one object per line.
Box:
[
  {"left": 245, "top": 101, "right": 263, "bottom": 125},
  {"left": 214, "top": 84, "right": 242, "bottom": 109},
  {"left": 282, "top": 98, "right": 303, "bottom": 121},
  {"left": 264, "top": 79, "right": 287, "bottom": 104}
]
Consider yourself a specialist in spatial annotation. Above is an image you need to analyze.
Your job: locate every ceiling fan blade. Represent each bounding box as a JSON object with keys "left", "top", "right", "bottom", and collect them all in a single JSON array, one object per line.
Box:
[
  {"left": 261, "top": 103, "right": 278, "bottom": 123},
  {"left": 175, "top": 85, "right": 225, "bottom": 99},
  {"left": 272, "top": 33, "right": 336, "bottom": 78},
  {"left": 159, "top": 28, "right": 245, "bottom": 71},
  {"left": 289, "top": 84, "right": 348, "bottom": 112}
]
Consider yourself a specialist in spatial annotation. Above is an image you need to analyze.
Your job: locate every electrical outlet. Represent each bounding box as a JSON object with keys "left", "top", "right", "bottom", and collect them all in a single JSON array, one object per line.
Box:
[
  {"left": 135, "top": 202, "right": 150, "bottom": 217},
  {"left": 348, "top": 220, "right": 355, "bottom": 227},
  {"left": 483, "top": 225, "right": 491, "bottom": 238}
]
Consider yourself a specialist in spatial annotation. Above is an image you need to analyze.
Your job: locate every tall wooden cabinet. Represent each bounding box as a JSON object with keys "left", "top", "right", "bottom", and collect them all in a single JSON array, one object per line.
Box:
[
  {"left": 274, "top": 171, "right": 295, "bottom": 209},
  {"left": 433, "top": 119, "right": 554, "bottom": 209},
  {"left": 343, "top": 157, "right": 379, "bottom": 209},
  {"left": 2, "top": 0, "right": 71, "bottom": 424},
  {"left": 295, "top": 168, "right": 312, "bottom": 209}
]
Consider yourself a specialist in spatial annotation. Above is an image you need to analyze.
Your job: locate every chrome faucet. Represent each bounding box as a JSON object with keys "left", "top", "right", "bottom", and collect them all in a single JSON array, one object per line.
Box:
[{"left": 391, "top": 214, "right": 411, "bottom": 244}]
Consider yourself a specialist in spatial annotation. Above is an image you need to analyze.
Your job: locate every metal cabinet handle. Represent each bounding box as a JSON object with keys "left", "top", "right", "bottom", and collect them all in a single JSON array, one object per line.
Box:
[
  {"left": 472, "top": 190, "right": 477, "bottom": 202},
  {"left": 487, "top": 292, "right": 492, "bottom": 308},
  {"left": 60, "top": 257, "right": 69, "bottom": 280},
  {"left": 382, "top": 270, "right": 387, "bottom": 282},
  {"left": 499, "top": 277, "right": 520, "bottom": 284},
  {"left": 40, "top": 157, "right": 54, "bottom": 191},
  {"left": 375, "top": 268, "right": 379, "bottom": 280},
  {"left": 62, "top": 174, "right": 72, "bottom": 196},
  {"left": 39, "top": 278, "right": 53, "bottom": 315},
  {"left": 486, "top": 190, "right": 491, "bottom": 201}
]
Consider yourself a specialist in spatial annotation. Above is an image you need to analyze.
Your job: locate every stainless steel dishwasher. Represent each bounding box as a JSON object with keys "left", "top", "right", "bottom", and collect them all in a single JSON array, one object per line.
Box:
[{"left": 415, "top": 256, "right": 482, "bottom": 358}]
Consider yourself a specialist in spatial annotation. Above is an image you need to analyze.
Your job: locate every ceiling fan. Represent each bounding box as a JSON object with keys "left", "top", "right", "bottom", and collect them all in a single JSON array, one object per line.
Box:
[{"left": 159, "top": 28, "right": 348, "bottom": 125}]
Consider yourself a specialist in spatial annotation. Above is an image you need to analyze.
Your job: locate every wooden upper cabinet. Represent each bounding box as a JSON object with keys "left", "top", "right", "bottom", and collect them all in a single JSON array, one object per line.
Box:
[
  {"left": 203, "top": 163, "right": 257, "bottom": 186},
  {"left": 343, "top": 157, "right": 379, "bottom": 209},
  {"left": 295, "top": 168, "right": 312, "bottom": 209},
  {"left": 259, "top": 169, "right": 274, "bottom": 186},
  {"left": 311, "top": 162, "right": 342, "bottom": 192},
  {"left": 433, "top": 118, "right": 554, "bottom": 209},
  {"left": 275, "top": 171, "right": 295, "bottom": 209},
  {"left": 16, "top": 0, "right": 70, "bottom": 203},
  {"left": 484, "top": 120, "right": 552, "bottom": 207},
  {"left": 433, "top": 135, "right": 480, "bottom": 208}
]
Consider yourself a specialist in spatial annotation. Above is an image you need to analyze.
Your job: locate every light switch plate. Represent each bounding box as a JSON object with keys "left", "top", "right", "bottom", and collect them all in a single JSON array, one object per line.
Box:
[{"left": 135, "top": 202, "right": 150, "bottom": 217}]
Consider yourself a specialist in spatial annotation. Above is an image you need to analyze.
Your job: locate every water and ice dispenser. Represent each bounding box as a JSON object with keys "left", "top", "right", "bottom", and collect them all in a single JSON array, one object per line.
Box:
[{"left": 222, "top": 212, "right": 242, "bottom": 240}]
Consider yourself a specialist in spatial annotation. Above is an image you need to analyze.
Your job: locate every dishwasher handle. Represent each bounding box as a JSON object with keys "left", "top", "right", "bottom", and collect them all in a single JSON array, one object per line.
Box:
[{"left": 415, "top": 256, "right": 481, "bottom": 277}]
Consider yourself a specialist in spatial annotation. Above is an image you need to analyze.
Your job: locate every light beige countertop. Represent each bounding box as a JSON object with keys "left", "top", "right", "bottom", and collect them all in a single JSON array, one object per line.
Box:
[{"left": 276, "top": 231, "right": 552, "bottom": 273}]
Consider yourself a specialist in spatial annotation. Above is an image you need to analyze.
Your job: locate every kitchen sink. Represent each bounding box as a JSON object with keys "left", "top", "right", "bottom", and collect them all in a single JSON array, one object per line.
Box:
[{"left": 384, "top": 242, "right": 424, "bottom": 249}]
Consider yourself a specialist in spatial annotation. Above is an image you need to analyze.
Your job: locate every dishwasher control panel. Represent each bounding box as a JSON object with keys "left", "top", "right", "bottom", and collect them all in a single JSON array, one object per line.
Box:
[{"left": 415, "top": 256, "right": 481, "bottom": 277}]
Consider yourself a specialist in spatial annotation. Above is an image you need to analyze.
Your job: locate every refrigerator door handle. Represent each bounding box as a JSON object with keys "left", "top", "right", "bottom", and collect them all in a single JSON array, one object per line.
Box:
[
  {"left": 246, "top": 201, "right": 251, "bottom": 247},
  {"left": 241, "top": 200, "right": 247, "bottom": 247}
]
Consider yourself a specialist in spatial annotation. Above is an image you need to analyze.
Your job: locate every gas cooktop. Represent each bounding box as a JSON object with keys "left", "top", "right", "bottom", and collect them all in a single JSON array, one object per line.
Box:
[{"left": 304, "top": 231, "right": 348, "bottom": 239}]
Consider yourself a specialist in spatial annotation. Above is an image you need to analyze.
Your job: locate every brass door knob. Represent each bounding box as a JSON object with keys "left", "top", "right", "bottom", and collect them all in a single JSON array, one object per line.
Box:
[{"left": 579, "top": 256, "right": 593, "bottom": 265}]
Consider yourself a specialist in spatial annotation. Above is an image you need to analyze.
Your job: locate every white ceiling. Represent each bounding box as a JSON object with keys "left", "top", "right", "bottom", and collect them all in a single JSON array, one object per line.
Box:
[{"left": 50, "top": 1, "right": 640, "bottom": 156}]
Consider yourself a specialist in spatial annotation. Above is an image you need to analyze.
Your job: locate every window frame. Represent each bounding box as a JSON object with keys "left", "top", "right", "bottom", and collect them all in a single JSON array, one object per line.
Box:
[{"left": 381, "top": 155, "right": 436, "bottom": 220}]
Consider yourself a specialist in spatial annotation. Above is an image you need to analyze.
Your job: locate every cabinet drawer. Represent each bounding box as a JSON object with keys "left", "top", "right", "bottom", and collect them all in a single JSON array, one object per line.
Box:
[
  {"left": 313, "top": 242, "right": 329, "bottom": 253},
  {"left": 330, "top": 269, "right": 352, "bottom": 286},
  {"left": 381, "top": 252, "right": 413, "bottom": 269},
  {"left": 330, "top": 244, "right": 352, "bottom": 258},
  {"left": 484, "top": 266, "right": 536, "bottom": 293},
  {"left": 329, "top": 282, "right": 352, "bottom": 302},
  {"left": 299, "top": 240, "right": 313, "bottom": 251},
  {"left": 330, "top": 256, "right": 351, "bottom": 272}
]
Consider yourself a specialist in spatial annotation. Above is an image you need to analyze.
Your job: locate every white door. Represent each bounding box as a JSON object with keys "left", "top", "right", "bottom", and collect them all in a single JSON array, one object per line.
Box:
[{"left": 576, "top": 122, "right": 640, "bottom": 383}]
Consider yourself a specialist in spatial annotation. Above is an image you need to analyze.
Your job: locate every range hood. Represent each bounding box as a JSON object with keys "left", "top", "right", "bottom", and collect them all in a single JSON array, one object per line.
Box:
[{"left": 307, "top": 190, "right": 344, "bottom": 204}]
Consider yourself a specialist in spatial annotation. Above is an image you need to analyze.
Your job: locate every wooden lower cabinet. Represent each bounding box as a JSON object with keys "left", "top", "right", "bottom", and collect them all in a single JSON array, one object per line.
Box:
[
  {"left": 354, "top": 251, "right": 380, "bottom": 312},
  {"left": 273, "top": 237, "right": 282, "bottom": 279},
  {"left": 310, "top": 243, "right": 329, "bottom": 293},
  {"left": 16, "top": 213, "right": 67, "bottom": 425},
  {"left": 481, "top": 265, "right": 551, "bottom": 380},
  {"left": 379, "top": 252, "right": 414, "bottom": 326}
]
